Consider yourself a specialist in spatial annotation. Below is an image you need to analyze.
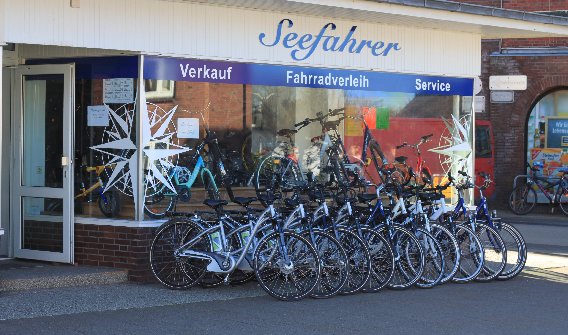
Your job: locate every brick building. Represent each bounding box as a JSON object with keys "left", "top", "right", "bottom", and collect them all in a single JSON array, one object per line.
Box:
[{"left": 455, "top": 0, "right": 568, "bottom": 205}]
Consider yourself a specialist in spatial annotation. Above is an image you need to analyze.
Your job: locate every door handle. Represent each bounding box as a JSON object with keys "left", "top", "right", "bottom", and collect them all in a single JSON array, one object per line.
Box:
[{"left": 61, "top": 156, "right": 70, "bottom": 166}]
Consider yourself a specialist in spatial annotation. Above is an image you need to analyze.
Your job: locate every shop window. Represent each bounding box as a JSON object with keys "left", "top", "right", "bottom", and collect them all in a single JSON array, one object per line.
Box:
[
  {"left": 527, "top": 90, "right": 568, "bottom": 180},
  {"left": 475, "top": 126, "right": 492, "bottom": 158}
]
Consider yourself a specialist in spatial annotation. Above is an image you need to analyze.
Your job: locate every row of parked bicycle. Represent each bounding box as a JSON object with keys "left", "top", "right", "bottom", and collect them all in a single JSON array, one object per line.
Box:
[{"left": 148, "top": 108, "right": 527, "bottom": 301}]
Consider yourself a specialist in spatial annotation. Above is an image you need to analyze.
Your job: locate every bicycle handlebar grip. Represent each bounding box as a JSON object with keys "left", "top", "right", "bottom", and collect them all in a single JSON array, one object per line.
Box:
[{"left": 294, "top": 118, "right": 309, "bottom": 127}]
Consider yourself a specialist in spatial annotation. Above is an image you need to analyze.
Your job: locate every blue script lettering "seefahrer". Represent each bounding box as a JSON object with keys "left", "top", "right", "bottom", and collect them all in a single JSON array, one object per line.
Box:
[{"left": 259, "top": 19, "right": 401, "bottom": 61}]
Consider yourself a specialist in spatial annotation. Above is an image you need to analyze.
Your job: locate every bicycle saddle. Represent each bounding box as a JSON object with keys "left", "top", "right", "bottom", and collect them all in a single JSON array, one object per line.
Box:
[
  {"left": 232, "top": 197, "right": 257, "bottom": 207},
  {"left": 203, "top": 199, "right": 228, "bottom": 209},
  {"left": 277, "top": 129, "right": 298, "bottom": 137},
  {"left": 357, "top": 193, "right": 377, "bottom": 203},
  {"left": 419, "top": 192, "right": 442, "bottom": 201},
  {"left": 395, "top": 156, "right": 408, "bottom": 164},
  {"left": 258, "top": 193, "right": 282, "bottom": 205}
]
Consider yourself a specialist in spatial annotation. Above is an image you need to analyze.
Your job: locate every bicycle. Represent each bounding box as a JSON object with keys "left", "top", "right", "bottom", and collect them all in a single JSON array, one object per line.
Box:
[
  {"left": 49, "top": 163, "right": 121, "bottom": 217},
  {"left": 149, "top": 193, "right": 321, "bottom": 301},
  {"left": 392, "top": 134, "right": 435, "bottom": 186},
  {"left": 509, "top": 163, "right": 568, "bottom": 216},
  {"left": 144, "top": 110, "right": 232, "bottom": 219}
]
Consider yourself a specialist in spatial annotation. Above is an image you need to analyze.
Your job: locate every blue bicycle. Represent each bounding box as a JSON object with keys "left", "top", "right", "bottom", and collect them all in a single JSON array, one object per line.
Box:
[{"left": 144, "top": 126, "right": 231, "bottom": 219}]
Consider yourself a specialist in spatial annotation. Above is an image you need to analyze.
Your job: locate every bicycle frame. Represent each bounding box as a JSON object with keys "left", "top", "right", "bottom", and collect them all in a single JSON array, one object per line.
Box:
[{"left": 177, "top": 204, "right": 284, "bottom": 274}]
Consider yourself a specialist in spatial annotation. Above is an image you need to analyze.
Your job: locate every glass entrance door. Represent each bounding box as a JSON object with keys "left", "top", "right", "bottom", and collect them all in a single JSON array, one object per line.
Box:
[{"left": 12, "top": 64, "right": 74, "bottom": 263}]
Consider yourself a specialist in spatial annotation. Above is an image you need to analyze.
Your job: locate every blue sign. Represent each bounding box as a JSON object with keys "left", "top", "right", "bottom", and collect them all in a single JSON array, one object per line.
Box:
[
  {"left": 547, "top": 118, "right": 568, "bottom": 148},
  {"left": 143, "top": 56, "right": 473, "bottom": 96},
  {"left": 258, "top": 19, "right": 401, "bottom": 61}
]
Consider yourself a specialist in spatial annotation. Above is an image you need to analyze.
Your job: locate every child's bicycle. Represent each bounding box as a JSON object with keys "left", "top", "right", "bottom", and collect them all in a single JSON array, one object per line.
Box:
[{"left": 508, "top": 162, "right": 568, "bottom": 216}]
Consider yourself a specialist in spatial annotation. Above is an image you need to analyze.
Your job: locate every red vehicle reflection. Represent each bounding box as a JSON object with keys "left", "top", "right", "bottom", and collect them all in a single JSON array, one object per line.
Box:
[{"left": 475, "top": 120, "right": 495, "bottom": 200}]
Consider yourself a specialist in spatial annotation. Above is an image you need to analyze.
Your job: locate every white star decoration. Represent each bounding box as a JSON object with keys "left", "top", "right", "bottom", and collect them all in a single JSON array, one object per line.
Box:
[
  {"left": 90, "top": 86, "right": 190, "bottom": 200},
  {"left": 429, "top": 114, "right": 472, "bottom": 175}
]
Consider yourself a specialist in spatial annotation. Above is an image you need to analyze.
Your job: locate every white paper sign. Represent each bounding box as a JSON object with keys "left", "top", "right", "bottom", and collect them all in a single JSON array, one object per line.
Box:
[
  {"left": 103, "top": 78, "right": 134, "bottom": 103},
  {"left": 178, "top": 118, "right": 200, "bottom": 139},
  {"left": 489, "top": 75, "right": 527, "bottom": 90},
  {"left": 87, "top": 105, "right": 110, "bottom": 127}
]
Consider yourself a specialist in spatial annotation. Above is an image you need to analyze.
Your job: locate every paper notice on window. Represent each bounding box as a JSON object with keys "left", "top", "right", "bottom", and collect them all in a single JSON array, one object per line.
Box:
[
  {"left": 87, "top": 105, "right": 110, "bottom": 127},
  {"left": 103, "top": 78, "right": 134, "bottom": 104},
  {"left": 178, "top": 118, "right": 200, "bottom": 139}
]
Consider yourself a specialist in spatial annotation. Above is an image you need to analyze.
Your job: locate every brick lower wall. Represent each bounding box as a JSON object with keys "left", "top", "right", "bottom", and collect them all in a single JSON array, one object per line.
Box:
[
  {"left": 23, "top": 220, "right": 63, "bottom": 252},
  {"left": 74, "top": 223, "right": 157, "bottom": 282}
]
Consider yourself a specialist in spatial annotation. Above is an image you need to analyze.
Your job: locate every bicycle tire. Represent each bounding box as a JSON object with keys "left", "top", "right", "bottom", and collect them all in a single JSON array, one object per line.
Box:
[
  {"left": 495, "top": 222, "right": 527, "bottom": 281},
  {"left": 473, "top": 223, "right": 507, "bottom": 282},
  {"left": 430, "top": 224, "right": 460, "bottom": 284},
  {"left": 328, "top": 227, "right": 372, "bottom": 295},
  {"left": 144, "top": 191, "right": 176, "bottom": 219},
  {"left": 303, "top": 229, "right": 349, "bottom": 299},
  {"left": 451, "top": 223, "right": 484, "bottom": 283},
  {"left": 375, "top": 225, "right": 425, "bottom": 290},
  {"left": 508, "top": 183, "right": 537, "bottom": 215},
  {"left": 98, "top": 189, "right": 121, "bottom": 218},
  {"left": 414, "top": 228, "right": 445, "bottom": 288},
  {"left": 149, "top": 218, "right": 209, "bottom": 289},
  {"left": 358, "top": 226, "right": 395, "bottom": 293},
  {"left": 254, "top": 230, "right": 320, "bottom": 301}
]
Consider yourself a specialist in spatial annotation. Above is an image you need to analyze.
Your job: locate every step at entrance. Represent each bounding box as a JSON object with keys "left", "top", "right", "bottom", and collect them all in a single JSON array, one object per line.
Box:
[{"left": 0, "top": 259, "right": 128, "bottom": 292}]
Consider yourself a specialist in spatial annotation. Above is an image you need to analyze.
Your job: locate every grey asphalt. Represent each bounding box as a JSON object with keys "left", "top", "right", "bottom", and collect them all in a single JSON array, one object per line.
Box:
[{"left": 1, "top": 271, "right": 567, "bottom": 335}]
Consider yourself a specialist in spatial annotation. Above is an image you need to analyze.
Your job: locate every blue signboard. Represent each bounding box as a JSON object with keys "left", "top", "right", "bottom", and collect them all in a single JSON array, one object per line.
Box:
[
  {"left": 547, "top": 117, "right": 568, "bottom": 148},
  {"left": 143, "top": 56, "right": 473, "bottom": 96}
]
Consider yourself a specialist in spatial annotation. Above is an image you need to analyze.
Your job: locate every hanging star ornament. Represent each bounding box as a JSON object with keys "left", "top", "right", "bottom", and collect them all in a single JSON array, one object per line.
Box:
[{"left": 429, "top": 114, "right": 472, "bottom": 175}]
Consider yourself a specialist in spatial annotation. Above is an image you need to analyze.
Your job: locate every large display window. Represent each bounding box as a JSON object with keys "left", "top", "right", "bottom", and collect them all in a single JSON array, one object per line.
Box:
[{"left": 45, "top": 56, "right": 474, "bottom": 222}]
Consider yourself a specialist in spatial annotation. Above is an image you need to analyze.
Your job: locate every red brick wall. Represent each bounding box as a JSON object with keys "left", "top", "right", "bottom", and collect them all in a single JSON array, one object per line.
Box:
[
  {"left": 74, "top": 223, "right": 156, "bottom": 282},
  {"left": 23, "top": 221, "right": 63, "bottom": 252},
  {"left": 477, "top": 41, "right": 568, "bottom": 206}
]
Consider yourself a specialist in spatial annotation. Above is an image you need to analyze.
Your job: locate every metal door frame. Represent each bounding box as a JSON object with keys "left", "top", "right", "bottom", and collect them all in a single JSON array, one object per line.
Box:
[{"left": 11, "top": 64, "right": 74, "bottom": 263}]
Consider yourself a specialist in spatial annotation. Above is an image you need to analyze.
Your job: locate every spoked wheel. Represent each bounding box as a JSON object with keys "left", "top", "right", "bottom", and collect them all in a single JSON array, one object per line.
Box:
[
  {"left": 150, "top": 219, "right": 209, "bottom": 289},
  {"left": 144, "top": 191, "right": 176, "bottom": 219},
  {"left": 451, "top": 223, "right": 484, "bottom": 283},
  {"left": 430, "top": 224, "right": 460, "bottom": 284},
  {"left": 508, "top": 183, "right": 537, "bottom": 215},
  {"left": 375, "top": 225, "right": 425, "bottom": 290},
  {"left": 254, "top": 231, "right": 320, "bottom": 301},
  {"left": 473, "top": 223, "right": 507, "bottom": 282},
  {"left": 495, "top": 222, "right": 527, "bottom": 281},
  {"left": 98, "top": 189, "right": 121, "bottom": 218},
  {"left": 358, "top": 226, "right": 395, "bottom": 293},
  {"left": 254, "top": 155, "right": 303, "bottom": 203},
  {"left": 414, "top": 228, "right": 445, "bottom": 289},
  {"left": 331, "top": 227, "right": 372, "bottom": 295},
  {"left": 301, "top": 229, "right": 349, "bottom": 299}
]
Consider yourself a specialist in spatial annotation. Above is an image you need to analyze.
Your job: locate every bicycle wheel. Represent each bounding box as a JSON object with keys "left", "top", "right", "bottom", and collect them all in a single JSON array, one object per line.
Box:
[
  {"left": 144, "top": 185, "right": 176, "bottom": 219},
  {"left": 559, "top": 184, "right": 568, "bottom": 216},
  {"left": 333, "top": 227, "right": 372, "bottom": 295},
  {"left": 472, "top": 223, "right": 506, "bottom": 282},
  {"left": 451, "top": 223, "right": 484, "bottom": 283},
  {"left": 254, "top": 231, "right": 320, "bottom": 301},
  {"left": 359, "top": 226, "right": 395, "bottom": 293},
  {"left": 98, "top": 189, "right": 121, "bottom": 217},
  {"left": 430, "top": 224, "right": 460, "bottom": 284},
  {"left": 375, "top": 225, "right": 425, "bottom": 290},
  {"left": 414, "top": 228, "right": 444, "bottom": 288},
  {"left": 508, "top": 183, "right": 537, "bottom": 215},
  {"left": 495, "top": 222, "right": 527, "bottom": 281},
  {"left": 302, "top": 229, "right": 348, "bottom": 299},
  {"left": 149, "top": 218, "right": 209, "bottom": 289},
  {"left": 255, "top": 155, "right": 302, "bottom": 192}
]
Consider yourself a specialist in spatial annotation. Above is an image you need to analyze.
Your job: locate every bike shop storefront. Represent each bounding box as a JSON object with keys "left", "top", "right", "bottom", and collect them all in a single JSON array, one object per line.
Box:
[{"left": 6, "top": 52, "right": 475, "bottom": 272}]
